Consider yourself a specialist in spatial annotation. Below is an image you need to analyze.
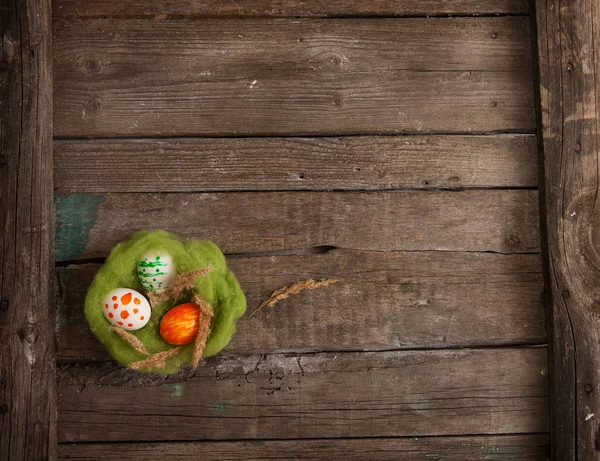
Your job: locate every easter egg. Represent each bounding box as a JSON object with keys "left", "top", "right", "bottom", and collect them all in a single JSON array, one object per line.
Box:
[
  {"left": 160, "top": 303, "right": 200, "bottom": 345},
  {"left": 102, "top": 288, "right": 151, "bottom": 331},
  {"left": 138, "top": 250, "right": 176, "bottom": 294}
]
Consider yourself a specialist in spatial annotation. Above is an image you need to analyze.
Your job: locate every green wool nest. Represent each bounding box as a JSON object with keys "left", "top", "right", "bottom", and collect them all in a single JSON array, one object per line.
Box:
[{"left": 85, "top": 230, "right": 246, "bottom": 374}]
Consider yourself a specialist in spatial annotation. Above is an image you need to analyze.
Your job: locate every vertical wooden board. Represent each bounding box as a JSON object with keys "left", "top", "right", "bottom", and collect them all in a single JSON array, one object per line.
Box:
[
  {"left": 53, "top": 0, "right": 531, "bottom": 19},
  {"left": 57, "top": 348, "right": 549, "bottom": 442},
  {"left": 0, "top": 0, "right": 56, "bottom": 459},
  {"left": 53, "top": 135, "right": 539, "bottom": 193},
  {"left": 534, "top": 0, "right": 600, "bottom": 459},
  {"left": 57, "top": 434, "right": 551, "bottom": 461},
  {"left": 53, "top": 18, "right": 535, "bottom": 137},
  {"left": 54, "top": 190, "right": 541, "bottom": 261},
  {"left": 55, "top": 251, "right": 546, "bottom": 361}
]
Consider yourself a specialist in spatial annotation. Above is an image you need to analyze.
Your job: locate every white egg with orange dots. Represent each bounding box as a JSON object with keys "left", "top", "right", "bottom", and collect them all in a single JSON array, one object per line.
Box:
[{"left": 102, "top": 287, "right": 151, "bottom": 331}]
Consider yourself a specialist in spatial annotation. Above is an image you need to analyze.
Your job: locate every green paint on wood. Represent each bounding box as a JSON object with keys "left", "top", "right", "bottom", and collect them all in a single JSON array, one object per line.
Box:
[
  {"left": 211, "top": 404, "right": 227, "bottom": 414},
  {"left": 410, "top": 401, "right": 433, "bottom": 411},
  {"left": 480, "top": 445, "right": 523, "bottom": 460},
  {"left": 55, "top": 194, "right": 104, "bottom": 261},
  {"left": 57, "top": 316, "right": 81, "bottom": 328},
  {"left": 169, "top": 384, "right": 184, "bottom": 398}
]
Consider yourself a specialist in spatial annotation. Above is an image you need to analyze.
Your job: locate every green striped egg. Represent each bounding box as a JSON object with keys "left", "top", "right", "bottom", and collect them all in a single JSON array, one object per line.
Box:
[{"left": 137, "top": 251, "right": 175, "bottom": 294}]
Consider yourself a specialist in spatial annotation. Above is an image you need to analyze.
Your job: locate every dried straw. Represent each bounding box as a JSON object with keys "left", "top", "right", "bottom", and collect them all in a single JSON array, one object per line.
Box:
[
  {"left": 112, "top": 325, "right": 150, "bottom": 356},
  {"left": 169, "top": 267, "right": 214, "bottom": 300},
  {"left": 191, "top": 292, "right": 214, "bottom": 367},
  {"left": 249, "top": 277, "right": 343, "bottom": 318},
  {"left": 130, "top": 346, "right": 182, "bottom": 371},
  {"left": 147, "top": 267, "right": 214, "bottom": 309}
]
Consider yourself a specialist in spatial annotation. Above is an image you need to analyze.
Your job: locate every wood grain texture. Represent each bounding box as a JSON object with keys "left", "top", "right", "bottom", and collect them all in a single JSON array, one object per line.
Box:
[
  {"left": 53, "top": 17, "right": 535, "bottom": 138},
  {"left": 54, "top": 190, "right": 541, "bottom": 261},
  {"left": 57, "top": 348, "right": 548, "bottom": 442},
  {"left": 0, "top": 0, "right": 56, "bottom": 459},
  {"left": 534, "top": 0, "right": 600, "bottom": 459},
  {"left": 54, "top": 135, "right": 539, "bottom": 193},
  {"left": 57, "top": 434, "right": 550, "bottom": 461},
  {"left": 53, "top": 0, "right": 531, "bottom": 19},
  {"left": 56, "top": 250, "right": 546, "bottom": 361}
]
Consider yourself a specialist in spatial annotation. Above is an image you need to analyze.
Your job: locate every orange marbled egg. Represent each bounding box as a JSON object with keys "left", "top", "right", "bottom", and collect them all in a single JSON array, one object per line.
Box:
[{"left": 159, "top": 303, "right": 200, "bottom": 345}]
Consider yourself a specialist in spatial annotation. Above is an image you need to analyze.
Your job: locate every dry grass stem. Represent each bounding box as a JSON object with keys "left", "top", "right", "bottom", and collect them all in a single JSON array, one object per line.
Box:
[
  {"left": 112, "top": 325, "right": 150, "bottom": 356},
  {"left": 249, "top": 277, "right": 343, "bottom": 318},
  {"left": 130, "top": 346, "right": 182, "bottom": 371},
  {"left": 191, "top": 292, "right": 214, "bottom": 367},
  {"left": 147, "top": 267, "right": 214, "bottom": 309}
]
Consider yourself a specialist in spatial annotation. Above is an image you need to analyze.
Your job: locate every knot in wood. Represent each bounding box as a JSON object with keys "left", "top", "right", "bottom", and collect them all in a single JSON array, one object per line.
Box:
[
  {"left": 311, "top": 51, "right": 349, "bottom": 70},
  {"left": 504, "top": 235, "right": 521, "bottom": 251},
  {"left": 77, "top": 54, "right": 108, "bottom": 75},
  {"left": 21, "top": 322, "right": 39, "bottom": 345},
  {"left": 82, "top": 97, "right": 103, "bottom": 119},
  {"left": 562, "top": 193, "right": 600, "bottom": 305}
]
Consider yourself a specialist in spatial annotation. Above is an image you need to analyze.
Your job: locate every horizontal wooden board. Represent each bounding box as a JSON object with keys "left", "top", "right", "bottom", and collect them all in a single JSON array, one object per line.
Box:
[
  {"left": 57, "top": 348, "right": 548, "bottom": 442},
  {"left": 54, "top": 190, "right": 540, "bottom": 261},
  {"left": 53, "top": 18, "right": 535, "bottom": 137},
  {"left": 54, "top": 135, "right": 539, "bottom": 193},
  {"left": 57, "top": 434, "right": 550, "bottom": 461},
  {"left": 56, "top": 249, "right": 546, "bottom": 361},
  {"left": 53, "top": 0, "right": 530, "bottom": 19}
]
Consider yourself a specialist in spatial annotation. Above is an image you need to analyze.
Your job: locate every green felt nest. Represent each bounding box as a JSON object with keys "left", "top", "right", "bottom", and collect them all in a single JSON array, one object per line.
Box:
[{"left": 85, "top": 230, "right": 246, "bottom": 374}]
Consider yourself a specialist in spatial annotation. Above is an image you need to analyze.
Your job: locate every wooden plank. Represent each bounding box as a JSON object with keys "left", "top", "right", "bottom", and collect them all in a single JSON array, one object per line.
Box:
[
  {"left": 53, "top": 17, "right": 535, "bottom": 138},
  {"left": 54, "top": 190, "right": 540, "bottom": 261},
  {"left": 53, "top": 0, "right": 531, "bottom": 19},
  {"left": 534, "top": 0, "right": 600, "bottom": 459},
  {"left": 54, "top": 135, "right": 539, "bottom": 193},
  {"left": 57, "top": 348, "right": 548, "bottom": 442},
  {"left": 56, "top": 250, "right": 546, "bottom": 361},
  {"left": 57, "top": 434, "right": 550, "bottom": 461},
  {"left": 0, "top": 0, "right": 56, "bottom": 459}
]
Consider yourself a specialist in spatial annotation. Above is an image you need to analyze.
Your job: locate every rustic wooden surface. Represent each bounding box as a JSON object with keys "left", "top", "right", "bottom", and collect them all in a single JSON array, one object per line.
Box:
[
  {"left": 56, "top": 250, "right": 546, "bottom": 361},
  {"left": 534, "top": 0, "right": 600, "bottom": 459},
  {"left": 54, "top": 135, "right": 538, "bottom": 193},
  {"left": 53, "top": 0, "right": 530, "bottom": 19},
  {"left": 54, "top": 190, "right": 540, "bottom": 261},
  {"left": 0, "top": 0, "right": 56, "bottom": 460},
  {"left": 57, "top": 434, "right": 550, "bottom": 461},
  {"left": 50, "top": 1, "right": 548, "bottom": 457},
  {"left": 57, "top": 348, "right": 548, "bottom": 442},
  {"left": 53, "top": 17, "right": 535, "bottom": 138}
]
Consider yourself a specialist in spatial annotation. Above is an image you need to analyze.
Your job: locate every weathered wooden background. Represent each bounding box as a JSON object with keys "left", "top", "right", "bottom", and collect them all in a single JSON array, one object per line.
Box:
[{"left": 52, "top": 1, "right": 549, "bottom": 459}]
